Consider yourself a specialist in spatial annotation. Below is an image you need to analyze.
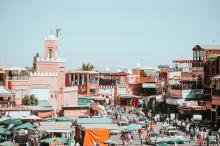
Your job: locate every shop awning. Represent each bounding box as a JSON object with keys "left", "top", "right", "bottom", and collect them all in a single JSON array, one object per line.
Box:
[
  {"left": 38, "top": 122, "right": 72, "bottom": 132},
  {"left": 77, "top": 118, "right": 112, "bottom": 125},
  {"left": 0, "top": 86, "right": 14, "bottom": 97},
  {"left": 81, "top": 124, "right": 120, "bottom": 130},
  {"left": 192, "top": 106, "right": 207, "bottom": 111}
]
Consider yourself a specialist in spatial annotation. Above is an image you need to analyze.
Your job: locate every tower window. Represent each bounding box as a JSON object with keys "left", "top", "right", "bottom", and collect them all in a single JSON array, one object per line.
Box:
[{"left": 49, "top": 49, "right": 52, "bottom": 58}]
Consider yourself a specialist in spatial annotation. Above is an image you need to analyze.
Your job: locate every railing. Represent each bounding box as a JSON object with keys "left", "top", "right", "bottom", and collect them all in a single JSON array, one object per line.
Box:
[{"left": 6, "top": 76, "right": 29, "bottom": 80}]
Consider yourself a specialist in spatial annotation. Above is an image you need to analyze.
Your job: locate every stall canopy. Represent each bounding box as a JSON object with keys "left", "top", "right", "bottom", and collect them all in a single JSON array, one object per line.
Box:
[
  {"left": 80, "top": 124, "right": 120, "bottom": 130},
  {"left": 13, "top": 122, "right": 36, "bottom": 130},
  {"left": 0, "top": 118, "right": 21, "bottom": 126},
  {"left": 83, "top": 129, "right": 110, "bottom": 146},
  {"left": 38, "top": 122, "right": 72, "bottom": 133},
  {"left": 77, "top": 118, "right": 112, "bottom": 125},
  {"left": 0, "top": 127, "right": 11, "bottom": 136},
  {"left": 0, "top": 86, "right": 14, "bottom": 97},
  {"left": 0, "top": 141, "right": 13, "bottom": 146},
  {"left": 43, "top": 116, "right": 71, "bottom": 122},
  {"left": 21, "top": 115, "right": 42, "bottom": 120}
]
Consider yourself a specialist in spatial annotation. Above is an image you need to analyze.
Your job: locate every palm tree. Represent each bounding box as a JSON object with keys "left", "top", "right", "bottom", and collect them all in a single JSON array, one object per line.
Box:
[{"left": 81, "top": 63, "right": 95, "bottom": 71}]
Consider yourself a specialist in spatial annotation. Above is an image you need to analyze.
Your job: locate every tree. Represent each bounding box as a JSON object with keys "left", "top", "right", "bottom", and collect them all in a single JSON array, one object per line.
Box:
[
  {"left": 32, "top": 53, "right": 39, "bottom": 72},
  {"left": 81, "top": 63, "right": 95, "bottom": 71},
  {"left": 23, "top": 94, "right": 38, "bottom": 106}
]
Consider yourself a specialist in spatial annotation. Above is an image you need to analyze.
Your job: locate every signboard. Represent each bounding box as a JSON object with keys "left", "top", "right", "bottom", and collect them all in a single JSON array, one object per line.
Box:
[
  {"left": 142, "top": 83, "right": 156, "bottom": 88},
  {"left": 192, "top": 114, "right": 202, "bottom": 121},
  {"left": 169, "top": 71, "right": 181, "bottom": 79}
]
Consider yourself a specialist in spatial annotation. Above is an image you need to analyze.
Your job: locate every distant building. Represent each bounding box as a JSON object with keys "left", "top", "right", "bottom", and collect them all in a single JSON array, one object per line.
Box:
[{"left": 2, "top": 34, "right": 78, "bottom": 117}]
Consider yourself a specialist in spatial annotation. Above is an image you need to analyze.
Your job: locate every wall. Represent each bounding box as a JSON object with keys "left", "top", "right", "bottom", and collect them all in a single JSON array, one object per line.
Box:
[{"left": 63, "top": 109, "right": 90, "bottom": 118}]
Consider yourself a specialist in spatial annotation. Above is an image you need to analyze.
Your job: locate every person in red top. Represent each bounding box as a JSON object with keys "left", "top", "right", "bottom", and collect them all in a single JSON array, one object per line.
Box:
[{"left": 138, "top": 128, "right": 143, "bottom": 145}]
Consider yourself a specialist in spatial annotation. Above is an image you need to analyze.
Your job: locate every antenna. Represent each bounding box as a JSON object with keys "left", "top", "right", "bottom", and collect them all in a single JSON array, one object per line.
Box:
[{"left": 55, "top": 28, "right": 61, "bottom": 38}]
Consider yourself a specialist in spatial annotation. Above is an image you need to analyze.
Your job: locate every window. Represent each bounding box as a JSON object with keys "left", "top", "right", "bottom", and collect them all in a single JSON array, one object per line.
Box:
[
  {"left": 49, "top": 49, "right": 52, "bottom": 58},
  {"left": 90, "top": 89, "right": 96, "bottom": 95}
]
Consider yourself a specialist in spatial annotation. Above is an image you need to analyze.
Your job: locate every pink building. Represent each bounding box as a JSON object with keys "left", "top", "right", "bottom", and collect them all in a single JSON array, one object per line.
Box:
[{"left": 4, "top": 34, "right": 79, "bottom": 117}]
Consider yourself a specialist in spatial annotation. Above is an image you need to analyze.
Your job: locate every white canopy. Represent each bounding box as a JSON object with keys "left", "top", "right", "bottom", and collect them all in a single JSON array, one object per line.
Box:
[{"left": 21, "top": 115, "right": 42, "bottom": 120}]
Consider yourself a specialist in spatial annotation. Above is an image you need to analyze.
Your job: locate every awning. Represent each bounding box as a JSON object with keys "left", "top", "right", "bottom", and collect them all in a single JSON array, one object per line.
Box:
[
  {"left": 81, "top": 124, "right": 120, "bottom": 130},
  {"left": 0, "top": 86, "right": 14, "bottom": 97},
  {"left": 38, "top": 122, "right": 72, "bottom": 132},
  {"left": 192, "top": 106, "right": 207, "bottom": 111},
  {"left": 77, "top": 118, "right": 112, "bottom": 125},
  {"left": 166, "top": 98, "right": 184, "bottom": 106}
]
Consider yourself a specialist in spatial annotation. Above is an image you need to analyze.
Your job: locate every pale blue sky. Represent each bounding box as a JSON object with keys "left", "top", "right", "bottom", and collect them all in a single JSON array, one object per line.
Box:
[{"left": 0, "top": 0, "right": 220, "bottom": 70}]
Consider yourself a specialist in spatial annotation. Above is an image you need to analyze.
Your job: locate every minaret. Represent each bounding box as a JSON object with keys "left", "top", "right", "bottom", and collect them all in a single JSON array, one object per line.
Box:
[{"left": 44, "top": 34, "right": 58, "bottom": 59}]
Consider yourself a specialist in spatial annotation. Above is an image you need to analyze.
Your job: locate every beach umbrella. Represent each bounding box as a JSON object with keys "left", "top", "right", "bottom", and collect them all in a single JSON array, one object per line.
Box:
[
  {"left": 127, "top": 124, "right": 141, "bottom": 131},
  {"left": 40, "top": 137, "right": 67, "bottom": 144},
  {"left": 13, "top": 122, "right": 36, "bottom": 130}
]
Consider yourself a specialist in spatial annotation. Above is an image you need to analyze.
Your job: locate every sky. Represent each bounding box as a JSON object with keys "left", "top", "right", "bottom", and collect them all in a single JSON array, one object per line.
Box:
[{"left": 0, "top": 0, "right": 220, "bottom": 70}]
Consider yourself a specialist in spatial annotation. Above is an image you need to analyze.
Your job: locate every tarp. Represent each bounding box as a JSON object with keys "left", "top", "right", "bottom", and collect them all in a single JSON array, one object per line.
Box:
[
  {"left": 13, "top": 122, "right": 36, "bottom": 130},
  {"left": 83, "top": 129, "right": 110, "bottom": 146}
]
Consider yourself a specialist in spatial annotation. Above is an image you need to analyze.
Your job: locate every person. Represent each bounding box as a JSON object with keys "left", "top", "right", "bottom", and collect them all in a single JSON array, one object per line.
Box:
[
  {"left": 199, "top": 128, "right": 204, "bottom": 146},
  {"left": 138, "top": 128, "right": 143, "bottom": 145},
  {"left": 190, "top": 127, "right": 194, "bottom": 141},
  {"left": 216, "top": 131, "right": 219, "bottom": 146},
  {"left": 195, "top": 127, "right": 199, "bottom": 142},
  {"left": 128, "top": 132, "right": 132, "bottom": 144}
]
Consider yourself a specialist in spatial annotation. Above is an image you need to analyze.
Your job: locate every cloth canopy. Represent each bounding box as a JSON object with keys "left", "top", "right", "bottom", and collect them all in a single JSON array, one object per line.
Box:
[
  {"left": 43, "top": 116, "right": 71, "bottom": 122},
  {"left": 0, "top": 141, "right": 13, "bottom": 146},
  {"left": 0, "top": 127, "right": 11, "bottom": 136},
  {"left": 0, "top": 86, "right": 14, "bottom": 97},
  {"left": 127, "top": 124, "right": 141, "bottom": 131},
  {"left": 0, "top": 118, "right": 21, "bottom": 126},
  {"left": 13, "top": 122, "right": 36, "bottom": 130},
  {"left": 83, "top": 129, "right": 109, "bottom": 146}
]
